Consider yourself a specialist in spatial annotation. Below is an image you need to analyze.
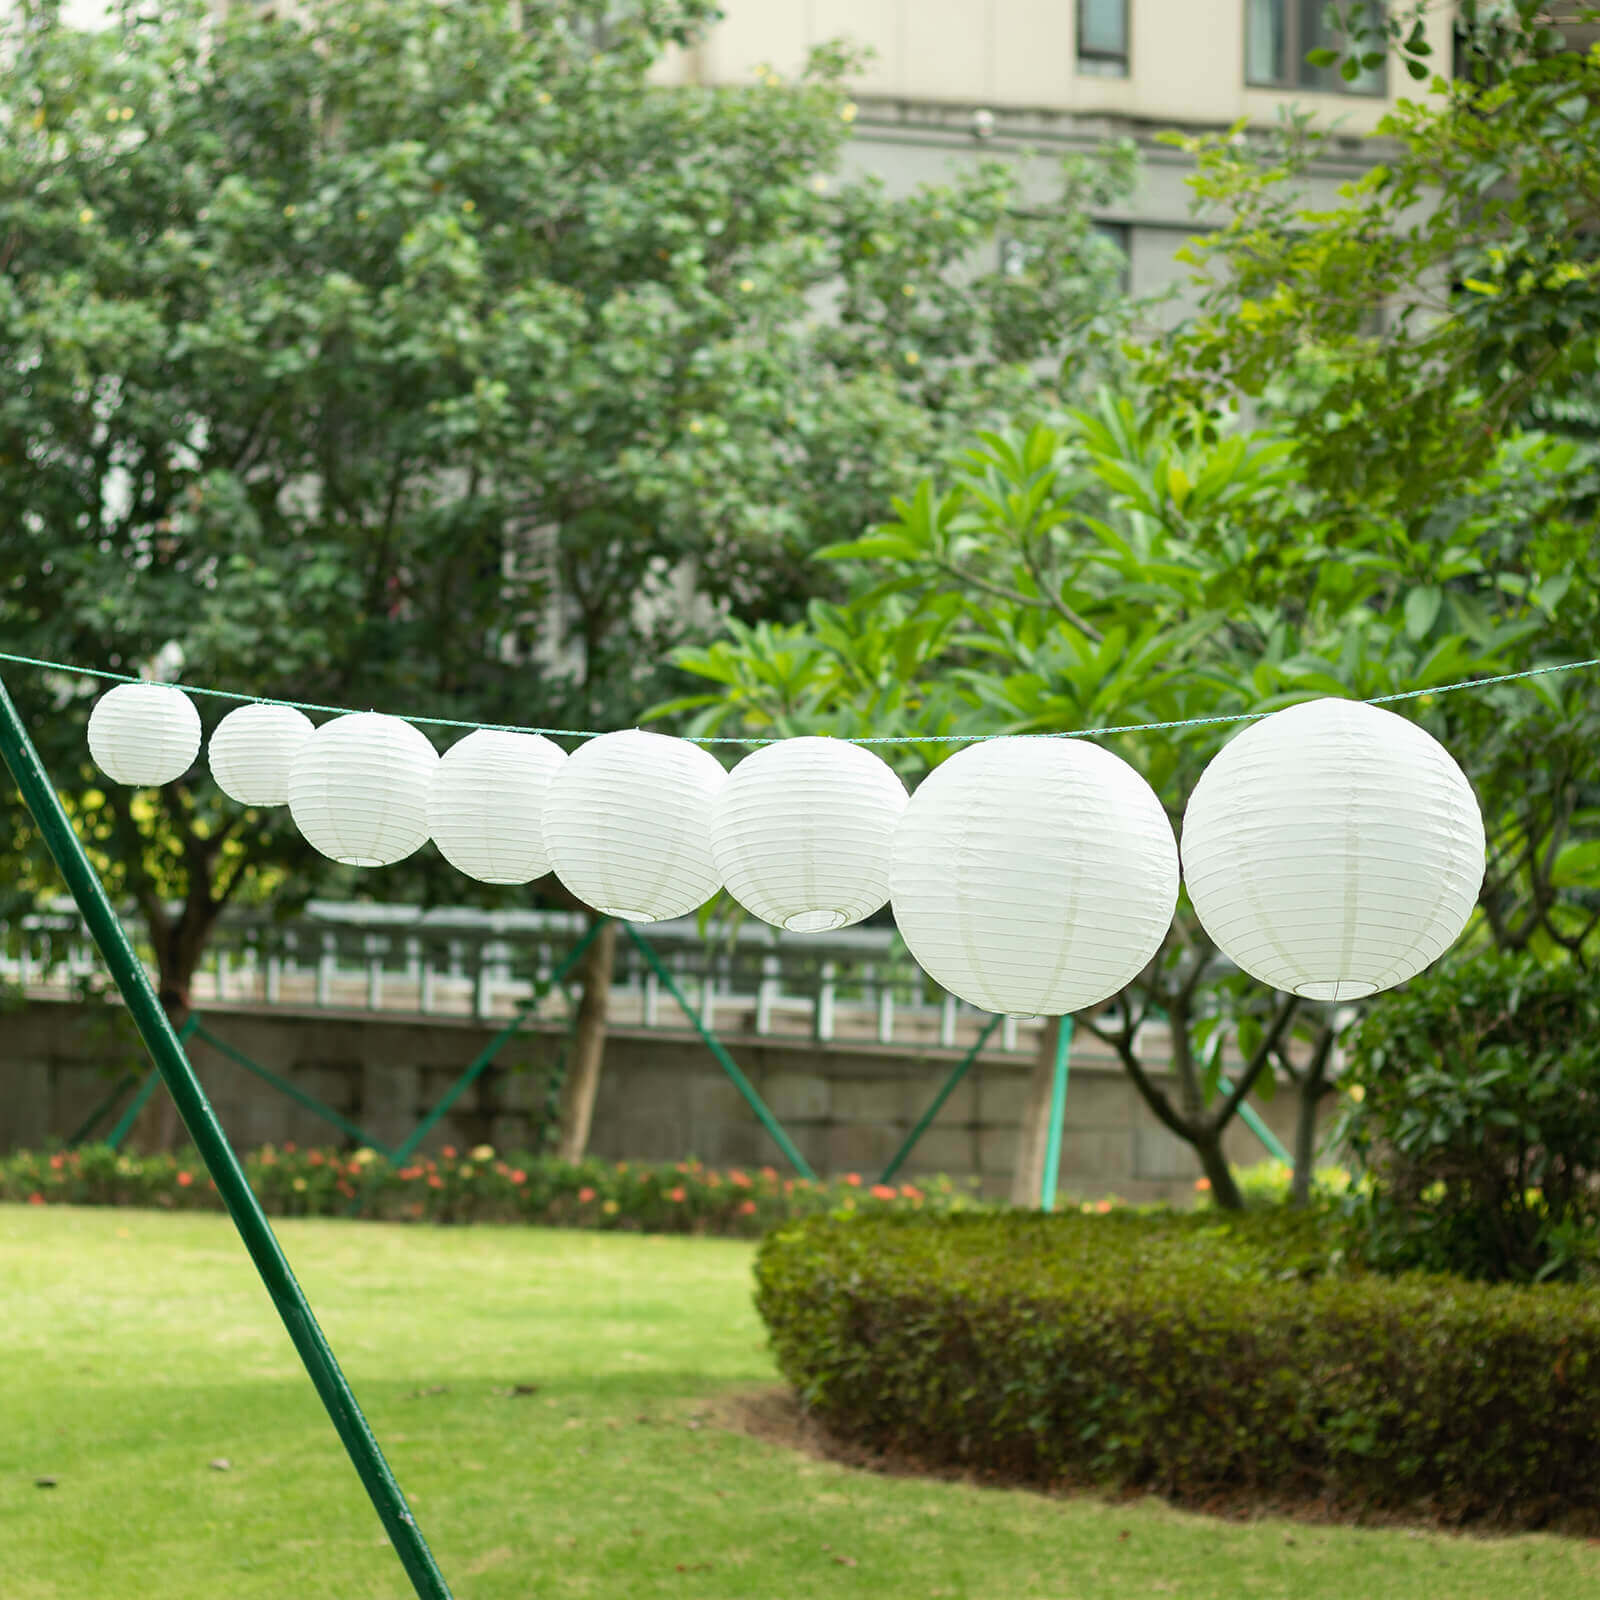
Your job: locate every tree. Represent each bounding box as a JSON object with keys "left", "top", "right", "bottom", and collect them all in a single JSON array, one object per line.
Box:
[
  {"left": 660, "top": 399, "right": 1582, "bottom": 1205},
  {"left": 0, "top": 0, "right": 1131, "bottom": 1148}
]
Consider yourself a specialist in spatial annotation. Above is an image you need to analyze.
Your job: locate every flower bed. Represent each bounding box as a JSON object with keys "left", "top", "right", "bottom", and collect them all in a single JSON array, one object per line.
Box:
[{"left": 0, "top": 1143, "right": 980, "bottom": 1236}]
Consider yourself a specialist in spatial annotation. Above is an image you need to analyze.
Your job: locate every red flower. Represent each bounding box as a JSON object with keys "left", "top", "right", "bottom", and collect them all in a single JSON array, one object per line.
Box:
[
  {"left": 760, "top": 1166, "right": 779, "bottom": 1182},
  {"left": 442, "top": 1145, "right": 457, "bottom": 1159},
  {"left": 427, "top": 1175, "right": 444, "bottom": 1189},
  {"left": 729, "top": 1169, "right": 752, "bottom": 1188},
  {"left": 578, "top": 1186, "right": 597, "bottom": 1203},
  {"left": 510, "top": 1170, "right": 527, "bottom": 1185},
  {"left": 844, "top": 1172, "right": 862, "bottom": 1187},
  {"left": 176, "top": 1171, "right": 194, "bottom": 1188},
  {"left": 900, "top": 1184, "right": 922, "bottom": 1201},
  {"left": 737, "top": 1199, "right": 757, "bottom": 1216},
  {"left": 27, "top": 1191, "right": 44, "bottom": 1205},
  {"left": 283, "top": 1142, "right": 297, "bottom": 1154},
  {"left": 337, "top": 1181, "right": 354, "bottom": 1197},
  {"left": 667, "top": 1186, "right": 686, "bottom": 1202},
  {"left": 49, "top": 1153, "right": 65, "bottom": 1170},
  {"left": 308, "top": 1151, "right": 324, "bottom": 1167},
  {"left": 869, "top": 1184, "right": 897, "bottom": 1200}
]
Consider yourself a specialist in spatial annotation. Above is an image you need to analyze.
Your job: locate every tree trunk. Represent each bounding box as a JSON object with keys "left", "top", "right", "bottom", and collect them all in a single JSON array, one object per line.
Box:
[
  {"left": 1195, "top": 1129, "right": 1243, "bottom": 1210},
  {"left": 1289, "top": 1026, "right": 1336, "bottom": 1207},
  {"left": 555, "top": 917, "right": 617, "bottom": 1164},
  {"left": 1010, "top": 1015, "right": 1064, "bottom": 1208},
  {"left": 135, "top": 902, "right": 218, "bottom": 1152}
]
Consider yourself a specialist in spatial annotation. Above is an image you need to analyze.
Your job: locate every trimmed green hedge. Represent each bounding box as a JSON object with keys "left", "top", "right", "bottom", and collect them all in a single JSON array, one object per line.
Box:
[{"left": 754, "top": 1210, "right": 1600, "bottom": 1524}]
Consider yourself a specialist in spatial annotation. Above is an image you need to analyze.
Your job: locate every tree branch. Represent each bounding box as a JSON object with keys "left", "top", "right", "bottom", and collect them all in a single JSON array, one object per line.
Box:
[{"left": 1208, "top": 992, "right": 1299, "bottom": 1136}]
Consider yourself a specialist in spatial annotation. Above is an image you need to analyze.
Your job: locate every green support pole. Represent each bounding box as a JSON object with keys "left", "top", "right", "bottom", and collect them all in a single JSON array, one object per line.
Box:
[
  {"left": 390, "top": 919, "right": 604, "bottom": 1166},
  {"left": 878, "top": 1013, "right": 1002, "bottom": 1186},
  {"left": 66, "top": 1069, "right": 138, "bottom": 1147},
  {"left": 1216, "top": 1071, "right": 1294, "bottom": 1166},
  {"left": 105, "top": 1014, "right": 199, "bottom": 1150},
  {"left": 0, "top": 671, "right": 453, "bottom": 1600},
  {"left": 1038, "top": 1016, "right": 1074, "bottom": 1213},
  {"left": 190, "top": 1021, "right": 393, "bottom": 1154},
  {"left": 624, "top": 924, "right": 817, "bottom": 1180}
]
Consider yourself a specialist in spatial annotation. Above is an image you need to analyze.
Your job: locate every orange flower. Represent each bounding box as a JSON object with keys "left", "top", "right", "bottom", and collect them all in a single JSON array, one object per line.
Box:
[
  {"left": 738, "top": 1199, "right": 757, "bottom": 1215},
  {"left": 308, "top": 1150, "right": 324, "bottom": 1167},
  {"left": 844, "top": 1172, "right": 861, "bottom": 1187},
  {"left": 1095, "top": 1199, "right": 1113, "bottom": 1213},
  {"left": 337, "top": 1181, "right": 354, "bottom": 1197},
  {"left": 510, "top": 1169, "right": 527, "bottom": 1185},
  {"left": 442, "top": 1145, "right": 457, "bottom": 1159},
  {"left": 667, "top": 1186, "right": 686, "bottom": 1202},
  {"left": 729, "top": 1170, "right": 752, "bottom": 1188},
  {"left": 1194, "top": 1177, "right": 1212, "bottom": 1192},
  {"left": 49, "top": 1153, "right": 65, "bottom": 1170},
  {"left": 283, "top": 1142, "right": 297, "bottom": 1154},
  {"left": 760, "top": 1166, "right": 779, "bottom": 1182},
  {"left": 427, "top": 1175, "right": 443, "bottom": 1189},
  {"left": 176, "top": 1171, "right": 194, "bottom": 1188},
  {"left": 900, "top": 1184, "right": 922, "bottom": 1200},
  {"left": 578, "top": 1186, "right": 597, "bottom": 1203},
  {"left": 27, "top": 1191, "right": 44, "bottom": 1205},
  {"left": 869, "top": 1184, "right": 897, "bottom": 1200}
]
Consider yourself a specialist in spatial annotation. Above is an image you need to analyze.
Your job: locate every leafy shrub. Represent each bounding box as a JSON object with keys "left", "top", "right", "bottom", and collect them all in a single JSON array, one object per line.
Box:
[
  {"left": 755, "top": 1210, "right": 1600, "bottom": 1525},
  {"left": 0, "top": 1143, "right": 981, "bottom": 1235},
  {"left": 1334, "top": 954, "right": 1600, "bottom": 1283}
]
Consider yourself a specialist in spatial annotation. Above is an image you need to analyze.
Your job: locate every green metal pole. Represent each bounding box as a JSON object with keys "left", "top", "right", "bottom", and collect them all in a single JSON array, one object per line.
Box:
[
  {"left": 390, "top": 918, "right": 604, "bottom": 1165},
  {"left": 0, "top": 671, "right": 453, "bottom": 1600},
  {"left": 624, "top": 924, "right": 817, "bottom": 1180},
  {"left": 191, "top": 1022, "right": 393, "bottom": 1155},
  {"left": 878, "top": 1013, "right": 1002, "bottom": 1185},
  {"left": 105, "top": 1013, "right": 199, "bottom": 1149},
  {"left": 66, "top": 1069, "right": 139, "bottom": 1148},
  {"left": 1038, "top": 1016, "right": 1073, "bottom": 1213},
  {"left": 1216, "top": 1070, "right": 1294, "bottom": 1166}
]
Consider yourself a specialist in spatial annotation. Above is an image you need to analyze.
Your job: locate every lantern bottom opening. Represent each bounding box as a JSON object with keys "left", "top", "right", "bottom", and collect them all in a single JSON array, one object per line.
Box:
[
  {"left": 1294, "top": 978, "right": 1379, "bottom": 1002},
  {"left": 783, "top": 909, "right": 850, "bottom": 933},
  {"left": 596, "top": 905, "right": 662, "bottom": 923}
]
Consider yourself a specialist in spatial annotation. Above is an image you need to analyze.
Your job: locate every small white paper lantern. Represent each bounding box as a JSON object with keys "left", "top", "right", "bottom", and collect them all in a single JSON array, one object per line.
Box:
[
  {"left": 1181, "top": 697, "right": 1485, "bottom": 1003},
  {"left": 712, "top": 737, "right": 907, "bottom": 932},
  {"left": 87, "top": 683, "right": 201, "bottom": 787},
  {"left": 890, "top": 737, "right": 1179, "bottom": 1016},
  {"left": 543, "top": 729, "right": 726, "bottom": 921},
  {"left": 208, "top": 703, "right": 315, "bottom": 806},
  {"left": 428, "top": 728, "right": 567, "bottom": 885},
  {"left": 286, "top": 713, "right": 439, "bottom": 868}
]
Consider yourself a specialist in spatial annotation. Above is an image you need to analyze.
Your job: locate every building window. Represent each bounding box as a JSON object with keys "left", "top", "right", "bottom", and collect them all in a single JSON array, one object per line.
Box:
[
  {"left": 1078, "top": 0, "right": 1130, "bottom": 77},
  {"left": 1246, "top": 0, "right": 1387, "bottom": 95}
]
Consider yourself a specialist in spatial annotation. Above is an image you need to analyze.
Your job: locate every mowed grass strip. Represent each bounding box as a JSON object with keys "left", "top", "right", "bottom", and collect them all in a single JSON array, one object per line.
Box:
[{"left": 3, "top": 1205, "right": 1598, "bottom": 1600}]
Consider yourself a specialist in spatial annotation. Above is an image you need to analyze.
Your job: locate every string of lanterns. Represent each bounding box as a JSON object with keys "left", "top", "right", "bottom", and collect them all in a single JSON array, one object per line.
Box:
[{"left": 83, "top": 682, "right": 1487, "bottom": 1015}]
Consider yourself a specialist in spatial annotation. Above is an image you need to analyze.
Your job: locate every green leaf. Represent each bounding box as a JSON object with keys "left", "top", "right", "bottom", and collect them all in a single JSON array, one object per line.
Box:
[{"left": 1403, "top": 586, "right": 1442, "bottom": 641}]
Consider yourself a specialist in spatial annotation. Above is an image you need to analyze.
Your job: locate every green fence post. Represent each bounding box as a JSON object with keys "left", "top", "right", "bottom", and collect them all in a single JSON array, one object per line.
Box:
[
  {"left": 878, "top": 1013, "right": 1002, "bottom": 1186},
  {"left": 389, "top": 919, "right": 604, "bottom": 1166},
  {"left": 0, "top": 670, "right": 453, "bottom": 1600},
  {"left": 624, "top": 924, "right": 816, "bottom": 1180},
  {"left": 1038, "top": 1016, "right": 1073, "bottom": 1213}
]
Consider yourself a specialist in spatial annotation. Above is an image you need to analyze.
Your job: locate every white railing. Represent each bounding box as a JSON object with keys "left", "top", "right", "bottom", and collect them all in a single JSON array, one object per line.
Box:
[{"left": 0, "top": 899, "right": 1042, "bottom": 1058}]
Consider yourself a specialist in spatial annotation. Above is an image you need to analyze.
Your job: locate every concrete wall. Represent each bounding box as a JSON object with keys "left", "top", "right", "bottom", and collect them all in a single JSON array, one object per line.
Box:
[{"left": 0, "top": 998, "right": 1304, "bottom": 1203}]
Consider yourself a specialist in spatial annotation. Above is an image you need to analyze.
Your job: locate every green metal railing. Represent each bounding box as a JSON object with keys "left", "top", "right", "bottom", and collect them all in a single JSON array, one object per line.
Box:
[{"left": 0, "top": 670, "right": 454, "bottom": 1600}]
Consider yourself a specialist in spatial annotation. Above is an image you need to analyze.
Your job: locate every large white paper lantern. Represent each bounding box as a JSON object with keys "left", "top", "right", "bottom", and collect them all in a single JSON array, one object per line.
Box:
[
  {"left": 208, "top": 703, "right": 315, "bottom": 806},
  {"left": 428, "top": 728, "right": 566, "bottom": 885},
  {"left": 890, "top": 737, "right": 1179, "bottom": 1016},
  {"left": 286, "top": 713, "right": 439, "bottom": 868},
  {"left": 543, "top": 729, "right": 726, "bottom": 921},
  {"left": 87, "top": 683, "right": 201, "bottom": 787},
  {"left": 1181, "top": 698, "right": 1485, "bottom": 1003},
  {"left": 712, "top": 737, "right": 907, "bottom": 932}
]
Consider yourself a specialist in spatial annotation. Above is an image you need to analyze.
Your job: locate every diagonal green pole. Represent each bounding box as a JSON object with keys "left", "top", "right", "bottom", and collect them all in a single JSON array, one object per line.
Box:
[
  {"left": 624, "top": 923, "right": 816, "bottom": 1180},
  {"left": 1038, "top": 1016, "right": 1074, "bottom": 1213},
  {"left": 190, "top": 1021, "right": 394, "bottom": 1155},
  {"left": 105, "top": 1014, "right": 199, "bottom": 1150},
  {"left": 0, "top": 671, "right": 453, "bottom": 1600},
  {"left": 390, "top": 919, "right": 604, "bottom": 1165},
  {"left": 66, "top": 1069, "right": 139, "bottom": 1147},
  {"left": 878, "top": 1012, "right": 1002, "bottom": 1186}
]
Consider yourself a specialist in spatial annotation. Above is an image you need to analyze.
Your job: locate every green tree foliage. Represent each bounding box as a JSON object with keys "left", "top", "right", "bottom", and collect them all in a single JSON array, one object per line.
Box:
[
  {"left": 0, "top": 0, "right": 1129, "bottom": 1024},
  {"left": 661, "top": 401, "right": 1584, "bottom": 1205},
  {"left": 1335, "top": 952, "right": 1600, "bottom": 1283}
]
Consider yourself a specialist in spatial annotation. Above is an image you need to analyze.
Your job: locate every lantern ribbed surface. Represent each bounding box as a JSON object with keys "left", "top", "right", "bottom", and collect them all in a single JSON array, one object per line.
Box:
[
  {"left": 428, "top": 728, "right": 566, "bottom": 885},
  {"left": 87, "top": 683, "right": 202, "bottom": 787},
  {"left": 712, "top": 737, "right": 908, "bottom": 932},
  {"left": 287, "top": 713, "right": 439, "bottom": 868},
  {"left": 543, "top": 729, "right": 726, "bottom": 922},
  {"left": 208, "top": 703, "right": 315, "bottom": 806},
  {"left": 890, "top": 737, "right": 1179, "bottom": 1016},
  {"left": 1180, "top": 698, "right": 1486, "bottom": 1002}
]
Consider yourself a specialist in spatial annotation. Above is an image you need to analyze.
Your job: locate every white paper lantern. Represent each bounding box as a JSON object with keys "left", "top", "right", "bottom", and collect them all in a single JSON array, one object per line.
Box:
[
  {"left": 1180, "top": 698, "right": 1485, "bottom": 1003},
  {"left": 712, "top": 737, "right": 907, "bottom": 932},
  {"left": 87, "top": 683, "right": 201, "bottom": 787},
  {"left": 890, "top": 737, "right": 1179, "bottom": 1016},
  {"left": 286, "top": 713, "right": 439, "bottom": 868},
  {"left": 543, "top": 729, "right": 726, "bottom": 921},
  {"left": 208, "top": 703, "right": 315, "bottom": 806},
  {"left": 428, "top": 729, "right": 567, "bottom": 885}
]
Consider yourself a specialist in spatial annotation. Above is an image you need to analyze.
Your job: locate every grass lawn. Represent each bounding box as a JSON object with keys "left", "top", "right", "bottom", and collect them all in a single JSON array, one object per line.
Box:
[{"left": 3, "top": 1206, "right": 1598, "bottom": 1600}]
